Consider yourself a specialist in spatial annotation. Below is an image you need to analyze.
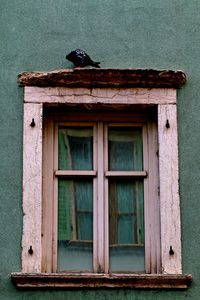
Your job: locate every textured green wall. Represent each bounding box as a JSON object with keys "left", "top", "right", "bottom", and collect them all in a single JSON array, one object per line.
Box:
[{"left": 0, "top": 0, "right": 200, "bottom": 299}]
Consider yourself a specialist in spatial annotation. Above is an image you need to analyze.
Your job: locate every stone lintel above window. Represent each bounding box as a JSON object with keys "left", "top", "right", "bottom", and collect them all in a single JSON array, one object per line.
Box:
[{"left": 18, "top": 68, "right": 186, "bottom": 89}]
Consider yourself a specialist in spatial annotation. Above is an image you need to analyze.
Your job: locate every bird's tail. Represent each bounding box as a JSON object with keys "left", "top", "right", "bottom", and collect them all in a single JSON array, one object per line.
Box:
[{"left": 92, "top": 61, "right": 101, "bottom": 68}]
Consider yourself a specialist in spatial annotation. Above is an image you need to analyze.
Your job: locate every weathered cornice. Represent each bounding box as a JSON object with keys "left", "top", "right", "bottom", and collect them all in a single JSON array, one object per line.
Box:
[{"left": 18, "top": 69, "right": 186, "bottom": 88}]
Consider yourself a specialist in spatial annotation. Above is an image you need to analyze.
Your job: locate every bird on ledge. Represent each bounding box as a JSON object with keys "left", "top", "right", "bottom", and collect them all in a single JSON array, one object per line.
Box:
[{"left": 66, "top": 49, "right": 100, "bottom": 68}]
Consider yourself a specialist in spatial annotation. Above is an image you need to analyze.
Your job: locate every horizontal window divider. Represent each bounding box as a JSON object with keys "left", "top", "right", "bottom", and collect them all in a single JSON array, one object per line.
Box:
[
  {"left": 55, "top": 170, "right": 97, "bottom": 177},
  {"left": 11, "top": 272, "right": 192, "bottom": 289},
  {"left": 105, "top": 171, "right": 148, "bottom": 178}
]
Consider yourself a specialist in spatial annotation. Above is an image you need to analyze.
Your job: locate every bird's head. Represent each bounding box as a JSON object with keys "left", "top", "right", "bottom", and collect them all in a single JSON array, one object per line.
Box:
[
  {"left": 66, "top": 51, "right": 75, "bottom": 61},
  {"left": 66, "top": 53, "right": 71, "bottom": 60}
]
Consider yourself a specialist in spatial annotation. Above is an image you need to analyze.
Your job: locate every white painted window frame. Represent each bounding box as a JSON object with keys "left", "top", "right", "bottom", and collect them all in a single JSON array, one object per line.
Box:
[
  {"left": 51, "top": 121, "right": 153, "bottom": 274},
  {"left": 22, "top": 87, "right": 181, "bottom": 275}
]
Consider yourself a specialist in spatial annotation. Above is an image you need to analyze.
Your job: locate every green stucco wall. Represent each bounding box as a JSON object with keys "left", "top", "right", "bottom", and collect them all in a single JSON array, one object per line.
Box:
[{"left": 0, "top": 0, "right": 200, "bottom": 299}]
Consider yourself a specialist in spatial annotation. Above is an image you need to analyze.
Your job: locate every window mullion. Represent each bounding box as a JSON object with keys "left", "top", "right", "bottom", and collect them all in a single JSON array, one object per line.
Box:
[
  {"left": 143, "top": 124, "right": 151, "bottom": 274},
  {"left": 96, "top": 122, "right": 108, "bottom": 273},
  {"left": 52, "top": 123, "right": 59, "bottom": 272},
  {"left": 93, "top": 124, "right": 98, "bottom": 272},
  {"left": 104, "top": 123, "right": 109, "bottom": 273}
]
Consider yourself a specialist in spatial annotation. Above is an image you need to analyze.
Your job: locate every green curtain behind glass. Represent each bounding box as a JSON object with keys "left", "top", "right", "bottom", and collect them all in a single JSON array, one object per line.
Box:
[
  {"left": 57, "top": 127, "right": 93, "bottom": 271},
  {"left": 108, "top": 127, "right": 145, "bottom": 272}
]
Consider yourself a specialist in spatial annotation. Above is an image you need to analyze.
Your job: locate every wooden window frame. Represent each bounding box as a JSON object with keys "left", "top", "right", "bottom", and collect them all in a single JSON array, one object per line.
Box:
[
  {"left": 11, "top": 69, "right": 192, "bottom": 289},
  {"left": 42, "top": 119, "right": 158, "bottom": 274}
]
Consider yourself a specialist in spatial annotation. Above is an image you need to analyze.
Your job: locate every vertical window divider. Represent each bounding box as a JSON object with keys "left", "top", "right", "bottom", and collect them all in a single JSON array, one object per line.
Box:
[
  {"left": 93, "top": 124, "right": 98, "bottom": 273},
  {"left": 42, "top": 116, "right": 54, "bottom": 273},
  {"left": 104, "top": 123, "right": 109, "bottom": 274},
  {"left": 96, "top": 122, "right": 107, "bottom": 273},
  {"left": 149, "top": 121, "right": 161, "bottom": 274},
  {"left": 52, "top": 123, "right": 59, "bottom": 272},
  {"left": 143, "top": 123, "right": 151, "bottom": 274}
]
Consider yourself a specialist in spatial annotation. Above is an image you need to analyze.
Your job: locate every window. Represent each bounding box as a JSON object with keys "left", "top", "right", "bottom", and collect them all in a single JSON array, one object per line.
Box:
[
  {"left": 42, "top": 110, "right": 160, "bottom": 275},
  {"left": 11, "top": 69, "right": 192, "bottom": 289}
]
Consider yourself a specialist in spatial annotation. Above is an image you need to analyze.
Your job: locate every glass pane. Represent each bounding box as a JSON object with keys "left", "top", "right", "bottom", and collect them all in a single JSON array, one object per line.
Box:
[
  {"left": 109, "top": 179, "right": 144, "bottom": 272},
  {"left": 108, "top": 127, "right": 143, "bottom": 171},
  {"left": 57, "top": 179, "right": 93, "bottom": 272},
  {"left": 58, "top": 127, "right": 93, "bottom": 170}
]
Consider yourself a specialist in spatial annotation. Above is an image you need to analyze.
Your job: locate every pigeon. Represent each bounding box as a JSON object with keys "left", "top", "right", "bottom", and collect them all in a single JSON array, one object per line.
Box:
[{"left": 66, "top": 49, "right": 100, "bottom": 68}]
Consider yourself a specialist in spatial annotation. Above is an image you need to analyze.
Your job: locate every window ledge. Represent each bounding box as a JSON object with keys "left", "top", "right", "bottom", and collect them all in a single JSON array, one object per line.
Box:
[
  {"left": 11, "top": 273, "right": 192, "bottom": 289},
  {"left": 18, "top": 68, "right": 186, "bottom": 88}
]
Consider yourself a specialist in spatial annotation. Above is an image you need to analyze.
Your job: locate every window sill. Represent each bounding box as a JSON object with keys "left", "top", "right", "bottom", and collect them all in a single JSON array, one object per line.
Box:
[{"left": 11, "top": 273, "right": 192, "bottom": 289}]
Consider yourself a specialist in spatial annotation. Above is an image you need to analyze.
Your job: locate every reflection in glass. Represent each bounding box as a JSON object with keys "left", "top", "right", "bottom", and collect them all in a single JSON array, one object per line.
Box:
[
  {"left": 109, "top": 179, "right": 144, "bottom": 272},
  {"left": 58, "top": 127, "right": 93, "bottom": 170},
  {"left": 57, "top": 126, "right": 93, "bottom": 271},
  {"left": 108, "top": 127, "right": 143, "bottom": 171},
  {"left": 58, "top": 179, "right": 93, "bottom": 272},
  {"left": 108, "top": 126, "right": 144, "bottom": 272}
]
